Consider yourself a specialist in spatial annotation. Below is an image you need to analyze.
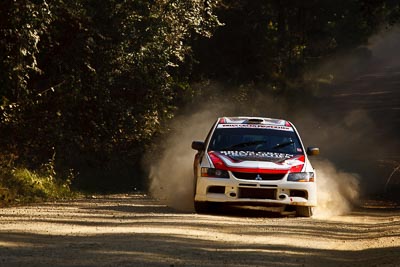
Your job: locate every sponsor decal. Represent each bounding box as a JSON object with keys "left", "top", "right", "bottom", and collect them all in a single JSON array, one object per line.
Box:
[
  {"left": 209, "top": 151, "right": 286, "bottom": 173},
  {"left": 208, "top": 151, "right": 305, "bottom": 174},
  {"left": 219, "top": 150, "right": 293, "bottom": 161},
  {"left": 217, "top": 124, "right": 293, "bottom": 131}
]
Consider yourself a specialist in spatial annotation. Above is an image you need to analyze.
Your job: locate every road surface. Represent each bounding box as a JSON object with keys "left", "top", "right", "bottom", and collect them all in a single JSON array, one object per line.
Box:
[{"left": 0, "top": 194, "right": 399, "bottom": 267}]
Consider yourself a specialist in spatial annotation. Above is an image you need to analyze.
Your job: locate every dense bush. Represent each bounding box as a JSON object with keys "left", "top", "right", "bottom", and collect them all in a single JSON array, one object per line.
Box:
[{"left": 0, "top": 159, "right": 74, "bottom": 205}]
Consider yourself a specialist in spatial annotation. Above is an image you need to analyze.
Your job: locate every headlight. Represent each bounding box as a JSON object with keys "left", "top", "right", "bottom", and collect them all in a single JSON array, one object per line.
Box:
[
  {"left": 287, "top": 172, "right": 314, "bottom": 182},
  {"left": 201, "top": 168, "right": 229, "bottom": 178}
]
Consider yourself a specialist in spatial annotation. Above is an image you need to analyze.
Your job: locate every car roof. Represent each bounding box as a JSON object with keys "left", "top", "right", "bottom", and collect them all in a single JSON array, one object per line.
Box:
[{"left": 218, "top": 116, "right": 290, "bottom": 126}]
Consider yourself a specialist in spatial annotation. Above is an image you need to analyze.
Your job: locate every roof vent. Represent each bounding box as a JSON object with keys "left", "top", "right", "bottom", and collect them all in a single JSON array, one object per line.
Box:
[{"left": 246, "top": 118, "right": 264, "bottom": 124}]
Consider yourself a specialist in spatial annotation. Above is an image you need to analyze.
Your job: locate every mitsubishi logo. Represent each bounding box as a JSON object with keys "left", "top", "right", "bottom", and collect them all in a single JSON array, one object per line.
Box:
[{"left": 255, "top": 174, "right": 262, "bottom": 181}]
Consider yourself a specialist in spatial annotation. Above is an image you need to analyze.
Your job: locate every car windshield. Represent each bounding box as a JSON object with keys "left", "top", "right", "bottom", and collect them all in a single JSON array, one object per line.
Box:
[{"left": 208, "top": 127, "right": 303, "bottom": 154}]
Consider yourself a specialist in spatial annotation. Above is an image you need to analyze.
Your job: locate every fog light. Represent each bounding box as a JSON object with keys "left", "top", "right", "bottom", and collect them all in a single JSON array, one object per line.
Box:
[{"left": 287, "top": 172, "right": 314, "bottom": 182}]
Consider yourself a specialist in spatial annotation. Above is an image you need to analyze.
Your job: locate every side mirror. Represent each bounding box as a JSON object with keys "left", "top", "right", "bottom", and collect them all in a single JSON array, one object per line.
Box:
[
  {"left": 192, "top": 141, "right": 205, "bottom": 151},
  {"left": 306, "top": 147, "right": 320, "bottom": 156}
]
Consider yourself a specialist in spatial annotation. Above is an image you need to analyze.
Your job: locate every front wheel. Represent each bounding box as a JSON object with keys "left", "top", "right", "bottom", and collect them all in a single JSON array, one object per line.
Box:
[
  {"left": 296, "top": 206, "right": 313, "bottom": 217},
  {"left": 194, "top": 201, "right": 220, "bottom": 214},
  {"left": 194, "top": 201, "right": 210, "bottom": 214}
]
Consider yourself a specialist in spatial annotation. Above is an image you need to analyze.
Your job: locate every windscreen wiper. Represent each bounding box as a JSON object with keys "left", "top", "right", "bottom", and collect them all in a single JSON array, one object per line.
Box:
[
  {"left": 221, "top": 140, "right": 266, "bottom": 150},
  {"left": 272, "top": 141, "right": 294, "bottom": 149}
]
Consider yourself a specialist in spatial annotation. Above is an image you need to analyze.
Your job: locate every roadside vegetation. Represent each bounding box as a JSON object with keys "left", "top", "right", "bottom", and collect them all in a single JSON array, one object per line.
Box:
[
  {"left": 0, "top": 0, "right": 399, "bottom": 204},
  {"left": 0, "top": 158, "right": 74, "bottom": 206}
]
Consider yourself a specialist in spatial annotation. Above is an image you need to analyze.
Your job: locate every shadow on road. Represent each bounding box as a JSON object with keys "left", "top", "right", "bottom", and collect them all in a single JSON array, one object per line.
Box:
[{"left": 1, "top": 194, "right": 399, "bottom": 266}]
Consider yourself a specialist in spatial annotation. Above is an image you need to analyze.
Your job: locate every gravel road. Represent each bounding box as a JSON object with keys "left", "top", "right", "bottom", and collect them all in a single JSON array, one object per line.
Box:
[{"left": 0, "top": 194, "right": 399, "bottom": 267}]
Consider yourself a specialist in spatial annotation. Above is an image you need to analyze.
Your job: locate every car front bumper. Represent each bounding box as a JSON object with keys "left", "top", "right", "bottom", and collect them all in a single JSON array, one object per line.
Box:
[{"left": 194, "top": 176, "right": 317, "bottom": 207}]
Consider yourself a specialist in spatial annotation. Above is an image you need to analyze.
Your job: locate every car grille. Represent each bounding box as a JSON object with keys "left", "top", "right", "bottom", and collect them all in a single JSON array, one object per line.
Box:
[
  {"left": 233, "top": 172, "right": 285, "bottom": 181},
  {"left": 238, "top": 188, "right": 277, "bottom": 199}
]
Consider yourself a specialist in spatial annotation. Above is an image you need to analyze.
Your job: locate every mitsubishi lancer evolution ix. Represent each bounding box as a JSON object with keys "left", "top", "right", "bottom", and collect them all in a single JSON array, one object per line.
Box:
[{"left": 191, "top": 117, "right": 319, "bottom": 217}]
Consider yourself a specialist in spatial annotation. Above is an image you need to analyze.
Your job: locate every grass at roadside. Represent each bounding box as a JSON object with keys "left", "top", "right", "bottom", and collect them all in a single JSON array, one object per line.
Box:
[{"left": 0, "top": 162, "right": 75, "bottom": 206}]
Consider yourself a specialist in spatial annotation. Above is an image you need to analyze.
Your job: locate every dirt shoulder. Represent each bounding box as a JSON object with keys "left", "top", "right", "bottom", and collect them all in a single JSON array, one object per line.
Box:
[{"left": 0, "top": 194, "right": 399, "bottom": 267}]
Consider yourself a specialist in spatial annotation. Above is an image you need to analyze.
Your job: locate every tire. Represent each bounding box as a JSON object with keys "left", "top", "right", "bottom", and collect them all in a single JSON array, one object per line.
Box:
[
  {"left": 194, "top": 201, "right": 210, "bottom": 214},
  {"left": 296, "top": 206, "right": 313, "bottom": 217},
  {"left": 194, "top": 201, "right": 220, "bottom": 214}
]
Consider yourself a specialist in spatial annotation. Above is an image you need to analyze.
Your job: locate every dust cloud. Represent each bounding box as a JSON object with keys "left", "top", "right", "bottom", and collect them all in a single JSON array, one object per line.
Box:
[
  {"left": 291, "top": 111, "right": 367, "bottom": 217},
  {"left": 368, "top": 26, "right": 400, "bottom": 68},
  {"left": 145, "top": 108, "right": 228, "bottom": 211},
  {"left": 313, "top": 159, "right": 360, "bottom": 218}
]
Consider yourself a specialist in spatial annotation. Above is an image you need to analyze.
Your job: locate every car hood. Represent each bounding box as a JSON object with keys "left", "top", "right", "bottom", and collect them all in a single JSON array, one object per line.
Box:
[{"left": 210, "top": 150, "right": 305, "bottom": 173}]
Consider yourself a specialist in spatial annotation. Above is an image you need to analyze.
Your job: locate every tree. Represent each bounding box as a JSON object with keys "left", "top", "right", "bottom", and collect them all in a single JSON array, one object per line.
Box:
[{"left": 0, "top": 0, "right": 221, "bottom": 190}]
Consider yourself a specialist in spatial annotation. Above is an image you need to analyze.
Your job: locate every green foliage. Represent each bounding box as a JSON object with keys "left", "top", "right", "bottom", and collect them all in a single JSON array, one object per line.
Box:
[
  {"left": 0, "top": 161, "right": 74, "bottom": 205},
  {"left": 0, "top": 0, "right": 52, "bottom": 102}
]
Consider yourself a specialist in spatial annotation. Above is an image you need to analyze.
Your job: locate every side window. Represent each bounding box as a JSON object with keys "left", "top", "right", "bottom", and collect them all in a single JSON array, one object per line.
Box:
[
  {"left": 204, "top": 120, "right": 218, "bottom": 148},
  {"left": 210, "top": 134, "right": 223, "bottom": 150}
]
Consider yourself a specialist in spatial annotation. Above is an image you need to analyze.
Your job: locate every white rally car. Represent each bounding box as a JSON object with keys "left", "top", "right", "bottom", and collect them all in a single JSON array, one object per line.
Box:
[{"left": 191, "top": 117, "right": 319, "bottom": 217}]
